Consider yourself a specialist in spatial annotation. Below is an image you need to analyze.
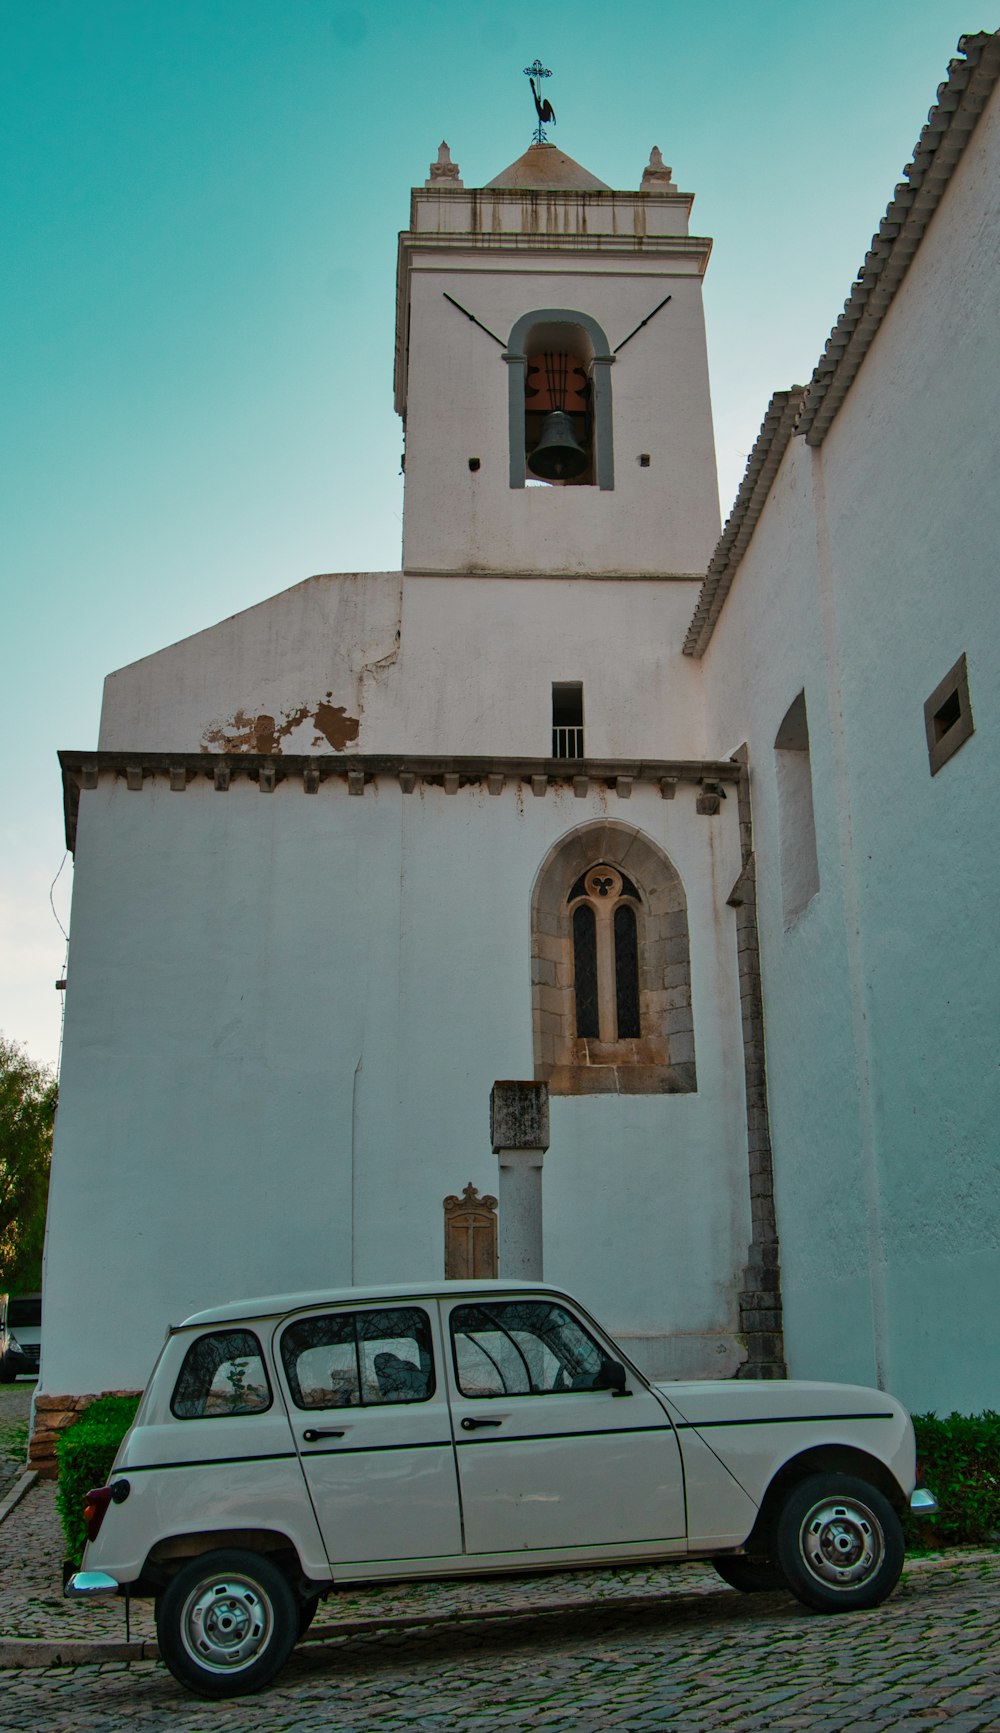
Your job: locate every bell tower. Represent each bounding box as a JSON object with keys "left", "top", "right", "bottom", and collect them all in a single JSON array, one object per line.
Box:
[{"left": 395, "top": 136, "right": 721, "bottom": 577}]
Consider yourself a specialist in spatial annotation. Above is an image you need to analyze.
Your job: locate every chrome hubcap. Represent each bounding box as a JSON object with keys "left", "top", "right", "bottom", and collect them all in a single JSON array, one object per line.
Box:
[
  {"left": 181, "top": 1575, "right": 273, "bottom": 1671},
  {"left": 800, "top": 1497, "right": 884, "bottom": 1586}
]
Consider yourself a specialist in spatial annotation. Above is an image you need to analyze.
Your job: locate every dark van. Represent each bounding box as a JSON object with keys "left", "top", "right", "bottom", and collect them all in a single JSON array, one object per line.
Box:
[{"left": 0, "top": 1292, "right": 42, "bottom": 1381}]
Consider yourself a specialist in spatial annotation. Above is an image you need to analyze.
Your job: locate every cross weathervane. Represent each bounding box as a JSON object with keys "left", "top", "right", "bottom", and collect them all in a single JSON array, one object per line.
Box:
[{"left": 524, "top": 60, "right": 555, "bottom": 144}]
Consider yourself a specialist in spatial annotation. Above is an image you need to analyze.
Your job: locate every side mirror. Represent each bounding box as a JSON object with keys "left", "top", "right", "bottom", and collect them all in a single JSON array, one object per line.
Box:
[{"left": 596, "top": 1357, "right": 630, "bottom": 1396}]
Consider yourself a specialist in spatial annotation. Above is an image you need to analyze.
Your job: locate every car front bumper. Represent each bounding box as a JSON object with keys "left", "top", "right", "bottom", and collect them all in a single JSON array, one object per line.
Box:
[{"left": 63, "top": 1565, "right": 121, "bottom": 1598}]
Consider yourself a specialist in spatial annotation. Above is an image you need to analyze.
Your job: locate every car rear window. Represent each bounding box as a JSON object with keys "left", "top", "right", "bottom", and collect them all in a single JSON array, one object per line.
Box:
[
  {"left": 281, "top": 1307, "right": 435, "bottom": 1409},
  {"left": 171, "top": 1329, "right": 272, "bottom": 1419}
]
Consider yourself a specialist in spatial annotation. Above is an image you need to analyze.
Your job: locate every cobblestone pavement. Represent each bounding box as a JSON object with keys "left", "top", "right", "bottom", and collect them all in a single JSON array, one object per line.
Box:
[
  {"left": 0, "top": 1478, "right": 998, "bottom": 1733},
  {"left": 0, "top": 1381, "right": 34, "bottom": 1503},
  {"left": 0, "top": 1553, "right": 998, "bottom": 1732}
]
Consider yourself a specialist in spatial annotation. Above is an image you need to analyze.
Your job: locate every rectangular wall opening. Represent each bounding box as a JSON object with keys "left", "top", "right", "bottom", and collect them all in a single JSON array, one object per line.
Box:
[{"left": 552, "top": 683, "right": 584, "bottom": 759}]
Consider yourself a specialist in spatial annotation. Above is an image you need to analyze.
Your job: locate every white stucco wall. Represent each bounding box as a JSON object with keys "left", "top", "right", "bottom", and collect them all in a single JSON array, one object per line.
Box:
[
  {"left": 400, "top": 260, "right": 720, "bottom": 579},
  {"left": 45, "top": 776, "right": 750, "bottom": 1395},
  {"left": 701, "top": 79, "right": 1000, "bottom": 1413},
  {"left": 98, "top": 570, "right": 708, "bottom": 761}
]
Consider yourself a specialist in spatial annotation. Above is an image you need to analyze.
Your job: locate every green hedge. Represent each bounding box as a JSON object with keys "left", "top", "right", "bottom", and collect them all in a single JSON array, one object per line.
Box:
[
  {"left": 906, "top": 1411, "right": 1000, "bottom": 1548},
  {"left": 55, "top": 1395, "right": 141, "bottom": 1567}
]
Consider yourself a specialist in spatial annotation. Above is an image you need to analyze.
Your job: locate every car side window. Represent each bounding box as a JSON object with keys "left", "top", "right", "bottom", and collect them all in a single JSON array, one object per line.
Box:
[
  {"left": 171, "top": 1329, "right": 272, "bottom": 1418},
  {"left": 281, "top": 1307, "right": 435, "bottom": 1410},
  {"left": 450, "top": 1301, "right": 609, "bottom": 1398}
]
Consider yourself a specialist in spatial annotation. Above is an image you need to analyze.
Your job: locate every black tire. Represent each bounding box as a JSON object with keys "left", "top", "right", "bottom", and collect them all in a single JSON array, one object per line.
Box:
[
  {"left": 712, "top": 1553, "right": 785, "bottom": 1593},
  {"left": 0, "top": 1358, "right": 16, "bottom": 1384},
  {"left": 155, "top": 1548, "right": 299, "bottom": 1699},
  {"left": 774, "top": 1473, "right": 904, "bottom": 1613}
]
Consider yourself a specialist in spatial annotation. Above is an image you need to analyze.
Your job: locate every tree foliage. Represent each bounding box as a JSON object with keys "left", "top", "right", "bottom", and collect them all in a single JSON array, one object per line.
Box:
[{"left": 0, "top": 1036, "right": 57, "bottom": 1292}]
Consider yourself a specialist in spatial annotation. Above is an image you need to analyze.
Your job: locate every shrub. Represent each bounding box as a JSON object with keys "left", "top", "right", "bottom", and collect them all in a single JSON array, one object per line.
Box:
[
  {"left": 906, "top": 1411, "right": 1000, "bottom": 1549},
  {"left": 55, "top": 1395, "right": 141, "bottom": 1567}
]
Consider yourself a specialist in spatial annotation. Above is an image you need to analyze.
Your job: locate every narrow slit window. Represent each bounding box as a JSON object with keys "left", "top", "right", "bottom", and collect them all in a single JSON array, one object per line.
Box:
[{"left": 552, "top": 683, "right": 584, "bottom": 759}]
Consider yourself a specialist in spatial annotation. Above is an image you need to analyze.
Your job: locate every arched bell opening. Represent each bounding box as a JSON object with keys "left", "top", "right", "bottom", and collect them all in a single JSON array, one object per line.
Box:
[
  {"left": 505, "top": 309, "right": 615, "bottom": 491},
  {"left": 523, "top": 323, "right": 594, "bottom": 486}
]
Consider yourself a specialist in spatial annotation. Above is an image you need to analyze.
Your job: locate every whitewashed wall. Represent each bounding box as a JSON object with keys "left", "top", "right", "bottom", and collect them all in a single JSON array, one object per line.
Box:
[
  {"left": 45, "top": 774, "right": 749, "bottom": 1395},
  {"left": 98, "top": 571, "right": 709, "bottom": 760},
  {"left": 702, "top": 80, "right": 1000, "bottom": 1414},
  {"left": 401, "top": 261, "right": 720, "bottom": 579}
]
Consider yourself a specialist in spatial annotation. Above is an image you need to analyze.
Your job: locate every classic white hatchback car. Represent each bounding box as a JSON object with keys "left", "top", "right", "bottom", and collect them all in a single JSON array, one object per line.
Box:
[{"left": 66, "top": 1281, "right": 935, "bottom": 1698}]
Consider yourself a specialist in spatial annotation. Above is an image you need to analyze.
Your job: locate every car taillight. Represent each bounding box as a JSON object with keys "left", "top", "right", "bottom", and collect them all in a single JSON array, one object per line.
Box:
[{"left": 83, "top": 1479, "right": 130, "bottom": 1542}]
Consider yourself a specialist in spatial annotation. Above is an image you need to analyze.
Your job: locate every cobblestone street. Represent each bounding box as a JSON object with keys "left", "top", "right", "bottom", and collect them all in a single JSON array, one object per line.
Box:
[
  {"left": 1, "top": 1547, "right": 998, "bottom": 1732},
  {"left": 0, "top": 1382, "right": 34, "bottom": 1504}
]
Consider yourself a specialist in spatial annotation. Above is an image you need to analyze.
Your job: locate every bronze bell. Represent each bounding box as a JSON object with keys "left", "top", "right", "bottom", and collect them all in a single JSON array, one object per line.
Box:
[{"left": 527, "top": 410, "right": 589, "bottom": 482}]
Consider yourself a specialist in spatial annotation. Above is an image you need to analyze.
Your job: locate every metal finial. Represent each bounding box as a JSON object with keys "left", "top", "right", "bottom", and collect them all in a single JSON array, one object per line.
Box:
[{"left": 523, "top": 59, "right": 555, "bottom": 144}]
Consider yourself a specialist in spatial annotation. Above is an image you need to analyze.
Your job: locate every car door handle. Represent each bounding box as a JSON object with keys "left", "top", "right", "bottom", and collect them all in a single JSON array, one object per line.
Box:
[
  {"left": 461, "top": 1416, "right": 503, "bottom": 1430},
  {"left": 302, "top": 1428, "right": 346, "bottom": 1442}
]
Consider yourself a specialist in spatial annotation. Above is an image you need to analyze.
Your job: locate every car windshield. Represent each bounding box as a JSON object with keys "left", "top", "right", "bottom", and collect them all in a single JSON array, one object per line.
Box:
[{"left": 8, "top": 1297, "right": 41, "bottom": 1329}]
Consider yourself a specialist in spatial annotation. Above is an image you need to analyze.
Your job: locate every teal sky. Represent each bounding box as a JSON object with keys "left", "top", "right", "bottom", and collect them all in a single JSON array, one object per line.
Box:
[{"left": 1, "top": 0, "right": 988, "bottom": 1067}]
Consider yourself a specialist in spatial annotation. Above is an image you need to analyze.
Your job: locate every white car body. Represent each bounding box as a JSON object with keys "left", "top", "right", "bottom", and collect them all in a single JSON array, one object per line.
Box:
[{"left": 66, "top": 1280, "right": 932, "bottom": 1698}]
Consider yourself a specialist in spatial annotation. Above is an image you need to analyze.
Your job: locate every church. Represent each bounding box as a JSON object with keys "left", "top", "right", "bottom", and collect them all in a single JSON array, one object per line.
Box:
[{"left": 37, "top": 31, "right": 1000, "bottom": 1465}]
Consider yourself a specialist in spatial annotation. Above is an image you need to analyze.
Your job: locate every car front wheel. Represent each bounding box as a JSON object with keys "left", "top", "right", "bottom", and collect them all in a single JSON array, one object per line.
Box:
[
  {"left": 155, "top": 1548, "right": 299, "bottom": 1698},
  {"left": 774, "top": 1473, "right": 904, "bottom": 1612}
]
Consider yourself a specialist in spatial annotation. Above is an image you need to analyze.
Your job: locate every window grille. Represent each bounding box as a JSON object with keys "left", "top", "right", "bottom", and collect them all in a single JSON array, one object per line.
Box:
[{"left": 552, "top": 682, "right": 584, "bottom": 758}]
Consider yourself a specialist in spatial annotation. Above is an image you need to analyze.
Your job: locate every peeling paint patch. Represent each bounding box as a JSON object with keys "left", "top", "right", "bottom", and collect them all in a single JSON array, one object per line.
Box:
[
  {"left": 312, "top": 699, "right": 360, "bottom": 751},
  {"left": 201, "top": 696, "right": 360, "bottom": 755}
]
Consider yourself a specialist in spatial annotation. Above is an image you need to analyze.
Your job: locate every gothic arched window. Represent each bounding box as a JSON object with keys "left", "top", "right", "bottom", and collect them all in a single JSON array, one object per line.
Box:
[
  {"left": 568, "top": 866, "right": 642, "bottom": 1042},
  {"left": 531, "top": 822, "right": 696, "bottom": 1096}
]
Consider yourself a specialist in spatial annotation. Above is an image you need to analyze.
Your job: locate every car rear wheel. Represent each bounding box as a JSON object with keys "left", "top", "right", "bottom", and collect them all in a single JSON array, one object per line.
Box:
[
  {"left": 774, "top": 1473, "right": 904, "bottom": 1612},
  {"left": 155, "top": 1548, "right": 298, "bottom": 1698},
  {"left": 712, "top": 1553, "right": 785, "bottom": 1593}
]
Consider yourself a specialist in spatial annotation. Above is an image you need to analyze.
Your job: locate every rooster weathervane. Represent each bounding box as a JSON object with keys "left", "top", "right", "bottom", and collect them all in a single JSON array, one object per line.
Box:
[{"left": 524, "top": 60, "right": 556, "bottom": 143}]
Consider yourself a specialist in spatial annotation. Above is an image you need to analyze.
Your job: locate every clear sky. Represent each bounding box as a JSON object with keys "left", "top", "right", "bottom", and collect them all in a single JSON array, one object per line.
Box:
[{"left": 1, "top": 0, "right": 988, "bottom": 1069}]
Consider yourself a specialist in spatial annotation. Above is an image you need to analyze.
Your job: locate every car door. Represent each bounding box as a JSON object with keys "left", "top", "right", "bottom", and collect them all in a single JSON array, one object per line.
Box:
[
  {"left": 274, "top": 1302, "right": 463, "bottom": 1569},
  {"left": 442, "top": 1295, "right": 687, "bottom": 1559}
]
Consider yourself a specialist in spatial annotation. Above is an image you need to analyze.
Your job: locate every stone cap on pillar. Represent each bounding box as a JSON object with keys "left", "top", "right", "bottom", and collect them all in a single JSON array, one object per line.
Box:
[{"left": 491, "top": 1081, "right": 550, "bottom": 1153}]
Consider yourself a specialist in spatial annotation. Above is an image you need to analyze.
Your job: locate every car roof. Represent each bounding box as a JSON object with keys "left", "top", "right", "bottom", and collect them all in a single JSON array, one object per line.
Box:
[{"left": 176, "top": 1279, "right": 566, "bottom": 1331}]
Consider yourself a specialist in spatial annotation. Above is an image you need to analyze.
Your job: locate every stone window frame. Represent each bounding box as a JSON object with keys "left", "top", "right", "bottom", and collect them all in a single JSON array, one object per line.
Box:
[
  {"left": 531, "top": 821, "right": 696, "bottom": 1096},
  {"left": 924, "top": 652, "right": 974, "bottom": 776},
  {"left": 504, "top": 308, "right": 615, "bottom": 491}
]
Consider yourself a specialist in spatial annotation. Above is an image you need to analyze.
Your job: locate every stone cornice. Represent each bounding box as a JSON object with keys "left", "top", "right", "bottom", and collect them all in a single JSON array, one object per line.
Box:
[{"left": 59, "top": 751, "right": 742, "bottom": 853}]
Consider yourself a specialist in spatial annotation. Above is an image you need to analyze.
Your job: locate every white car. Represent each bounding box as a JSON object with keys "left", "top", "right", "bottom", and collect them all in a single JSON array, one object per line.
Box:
[{"left": 66, "top": 1281, "right": 936, "bottom": 1698}]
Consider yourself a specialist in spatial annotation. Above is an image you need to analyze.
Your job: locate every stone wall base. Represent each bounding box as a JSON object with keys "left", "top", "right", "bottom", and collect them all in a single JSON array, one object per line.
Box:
[{"left": 29, "top": 1392, "right": 143, "bottom": 1480}]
